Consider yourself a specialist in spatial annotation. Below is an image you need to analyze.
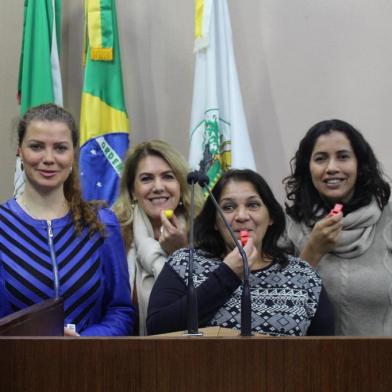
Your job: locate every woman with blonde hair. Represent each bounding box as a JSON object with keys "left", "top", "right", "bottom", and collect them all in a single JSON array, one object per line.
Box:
[{"left": 114, "top": 140, "right": 203, "bottom": 335}]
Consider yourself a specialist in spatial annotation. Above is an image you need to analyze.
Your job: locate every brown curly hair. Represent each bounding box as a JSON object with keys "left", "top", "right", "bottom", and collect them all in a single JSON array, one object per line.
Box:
[{"left": 18, "top": 103, "right": 104, "bottom": 236}]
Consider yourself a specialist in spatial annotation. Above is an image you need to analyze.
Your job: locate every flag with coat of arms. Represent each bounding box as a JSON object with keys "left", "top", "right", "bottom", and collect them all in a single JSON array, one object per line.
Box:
[
  {"left": 188, "top": 0, "right": 256, "bottom": 190},
  {"left": 79, "top": 0, "right": 129, "bottom": 206}
]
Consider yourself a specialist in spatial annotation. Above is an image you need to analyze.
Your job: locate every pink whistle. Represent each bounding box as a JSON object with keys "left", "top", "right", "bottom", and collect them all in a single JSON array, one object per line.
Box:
[
  {"left": 240, "top": 230, "right": 249, "bottom": 246},
  {"left": 330, "top": 203, "right": 343, "bottom": 216}
]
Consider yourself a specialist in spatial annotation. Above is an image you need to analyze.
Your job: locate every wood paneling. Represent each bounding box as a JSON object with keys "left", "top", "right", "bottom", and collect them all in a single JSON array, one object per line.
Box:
[{"left": 0, "top": 337, "right": 391, "bottom": 392}]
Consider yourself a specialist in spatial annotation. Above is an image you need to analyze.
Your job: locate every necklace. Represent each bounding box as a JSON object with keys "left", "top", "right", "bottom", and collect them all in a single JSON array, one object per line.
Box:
[
  {"left": 18, "top": 195, "right": 39, "bottom": 219},
  {"left": 18, "top": 194, "right": 69, "bottom": 220}
]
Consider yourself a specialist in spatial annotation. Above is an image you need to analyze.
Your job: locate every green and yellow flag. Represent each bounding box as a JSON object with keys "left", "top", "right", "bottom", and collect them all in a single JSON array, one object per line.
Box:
[{"left": 79, "top": 0, "right": 129, "bottom": 205}]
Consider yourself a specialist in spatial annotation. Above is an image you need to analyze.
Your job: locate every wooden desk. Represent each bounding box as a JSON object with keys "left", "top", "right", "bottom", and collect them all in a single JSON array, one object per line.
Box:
[{"left": 0, "top": 336, "right": 391, "bottom": 391}]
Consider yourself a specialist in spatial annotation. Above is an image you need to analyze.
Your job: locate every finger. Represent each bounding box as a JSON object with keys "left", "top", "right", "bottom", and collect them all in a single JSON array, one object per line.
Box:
[
  {"left": 325, "top": 211, "right": 343, "bottom": 224},
  {"left": 243, "top": 236, "right": 254, "bottom": 250},
  {"left": 320, "top": 219, "right": 343, "bottom": 241},
  {"left": 160, "top": 210, "right": 169, "bottom": 224},
  {"left": 64, "top": 327, "right": 80, "bottom": 337},
  {"left": 325, "top": 217, "right": 344, "bottom": 234},
  {"left": 159, "top": 225, "right": 165, "bottom": 239},
  {"left": 227, "top": 244, "right": 241, "bottom": 257},
  {"left": 160, "top": 214, "right": 175, "bottom": 232},
  {"left": 161, "top": 210, "right": 180, "bottom": 230},
  {"left": 319, "top": 225, "right": 341, "bottom": 243},
  {"left": 329, "top": 224, "right": 343, "bottom": 237},
  {"left": 332, "top": 210, "right": 343, "bottom": 218},
  {"left": 314, "top": 218, "right": 340, "bottom": 237},
  {"left": 170, "top": 212, "right": 180, "bottom": 227},
  {"left": 243, "top": 238, "right": 257, "bottom": 257},
  {"left": 160, "top": 226, "right": 176, "bottom": 241}
]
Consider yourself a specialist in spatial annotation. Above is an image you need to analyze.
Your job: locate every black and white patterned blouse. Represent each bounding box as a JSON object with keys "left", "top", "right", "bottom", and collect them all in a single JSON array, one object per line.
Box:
[{"left": 147, "top": 248, "right": 334, "bottom": 336}]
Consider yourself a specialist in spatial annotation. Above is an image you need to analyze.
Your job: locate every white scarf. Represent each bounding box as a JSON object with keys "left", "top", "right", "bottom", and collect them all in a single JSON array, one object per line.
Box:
[
  {"left": 287, "top": 199, "right": 382, "bottom": 259},
  {"left": 332, "top": 199, "right": 382, "bottom": 258},
  {"left": 127, "top": 205, "right": 186, "bottom": 335}
]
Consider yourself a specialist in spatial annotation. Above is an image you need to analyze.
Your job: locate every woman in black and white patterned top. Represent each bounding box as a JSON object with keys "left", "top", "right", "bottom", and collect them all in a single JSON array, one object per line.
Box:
[{"left": 147, "top": 169, "right": 334, "bottom": 336}]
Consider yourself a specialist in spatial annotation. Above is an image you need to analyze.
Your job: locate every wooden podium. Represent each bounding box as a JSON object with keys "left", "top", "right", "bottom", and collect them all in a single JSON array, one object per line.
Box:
[
  {"left": 147, "top": 326, "right": 251, "bottom": 337},
  {"left": 0, "top": 298, "right": 64, "bottom": 336},
  {"left": 1, "top": 334, "right": 392, "bottom": 391}
]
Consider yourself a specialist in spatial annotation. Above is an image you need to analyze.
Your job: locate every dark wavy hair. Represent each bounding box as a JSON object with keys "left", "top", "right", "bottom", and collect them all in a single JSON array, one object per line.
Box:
[
  {"left": 195, "top": 169, "right": 292, "bottom": 265},
  {"left": 284, "top": 119, "right": 390, "bottom": 225}
]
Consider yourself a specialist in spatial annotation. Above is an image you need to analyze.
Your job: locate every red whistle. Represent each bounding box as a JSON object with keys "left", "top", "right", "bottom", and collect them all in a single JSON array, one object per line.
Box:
[
  {"left": 240, "top": 230, "right": 249, "bottom": 246},
  {"left": 330, "top": 203, "right": 343, "bottom": 216}
]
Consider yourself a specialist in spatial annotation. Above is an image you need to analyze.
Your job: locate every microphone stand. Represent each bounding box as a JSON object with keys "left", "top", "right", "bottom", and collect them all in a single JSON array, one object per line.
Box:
[
  {"left": 184, "top": 171, "right": 203, "bottom": 336},
  {"left": 199, "top": 174, "right": 252, "bottom": 337}
]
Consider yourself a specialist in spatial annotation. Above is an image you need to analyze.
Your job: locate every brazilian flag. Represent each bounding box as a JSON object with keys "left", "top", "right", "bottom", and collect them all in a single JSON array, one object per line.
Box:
[{"left": 79, "top": 0, "right": 129, "bottom": 206}]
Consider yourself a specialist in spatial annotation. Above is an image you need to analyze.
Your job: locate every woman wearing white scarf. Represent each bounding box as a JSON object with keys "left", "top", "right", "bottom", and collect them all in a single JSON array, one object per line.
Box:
[
  {"left": 114, "top": 140, "right": 203, "bottom": 335},
  {"left": 284, "top": 119, "right": 392, "bottom": 335}
]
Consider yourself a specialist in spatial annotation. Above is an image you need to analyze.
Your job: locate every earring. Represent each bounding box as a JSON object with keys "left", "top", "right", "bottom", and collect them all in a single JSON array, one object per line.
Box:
[
  {"left": 131, "top": 199, "right": 137, "bottom": 209},
  {"left": 178, "top": 198, "right": 183, "bottom": 207}
]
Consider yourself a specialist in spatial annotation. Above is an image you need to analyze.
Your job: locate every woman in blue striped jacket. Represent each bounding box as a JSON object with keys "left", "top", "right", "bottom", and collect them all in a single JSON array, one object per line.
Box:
[{"left": 0, "top": 104, "right": 135, "bottom": 336}]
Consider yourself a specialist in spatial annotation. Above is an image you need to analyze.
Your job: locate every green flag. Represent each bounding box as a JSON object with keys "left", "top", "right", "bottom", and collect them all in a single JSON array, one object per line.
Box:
[
  {"left": 15, "top": 0, "right": 63, "bottom": 196},
  {"left": 17, "top": 0, "right": 63, "bottom": 116}
]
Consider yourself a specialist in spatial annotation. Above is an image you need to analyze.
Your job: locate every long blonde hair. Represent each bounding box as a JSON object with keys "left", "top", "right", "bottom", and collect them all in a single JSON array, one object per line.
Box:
[{"left": 113, "top": 140, "right": 203, "bottom": 250}]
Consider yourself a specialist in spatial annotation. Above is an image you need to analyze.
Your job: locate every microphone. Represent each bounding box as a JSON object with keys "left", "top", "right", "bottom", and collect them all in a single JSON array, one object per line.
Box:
[
  {"left": 198, "top": 172, "right": 253, "bottom": 336},
  {"left": 187, "top": 170, "right": 200, "bottom": 185},
  {"left": 184, "top": 171, "right": 203, "bottom": 335},
  {"left": 196, "top": 172, "right": 209, "bottom": 187}
]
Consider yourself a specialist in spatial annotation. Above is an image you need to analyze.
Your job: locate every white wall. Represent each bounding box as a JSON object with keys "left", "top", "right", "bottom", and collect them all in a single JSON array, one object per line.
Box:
[{"left": 1, "top": 0, "right": 391, "bottom": 203}]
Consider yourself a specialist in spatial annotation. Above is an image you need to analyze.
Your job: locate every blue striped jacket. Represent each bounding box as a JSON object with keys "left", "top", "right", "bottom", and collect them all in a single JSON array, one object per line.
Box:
[{"left": 0, "top": 198, "right": 134, "bottom": 336}]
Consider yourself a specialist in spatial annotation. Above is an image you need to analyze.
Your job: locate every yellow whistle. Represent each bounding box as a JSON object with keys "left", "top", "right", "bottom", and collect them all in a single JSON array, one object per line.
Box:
[{"left": 164, "top": 209, "right": 174, "bottom": 219}]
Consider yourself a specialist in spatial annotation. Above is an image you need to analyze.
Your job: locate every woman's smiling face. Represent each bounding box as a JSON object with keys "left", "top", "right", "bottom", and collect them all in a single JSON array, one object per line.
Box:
[
  {"left": 18, "top": 120, "right": 74, "bottom": 193},
  {"left": 216, "top": 180, "right": 273, "bottom": 252},
  {"left": 309, "top": 130, "right": 358, "bottom": 203},
  {"left": 132, "top": 154, "right": 181, "bottom": 228}
]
